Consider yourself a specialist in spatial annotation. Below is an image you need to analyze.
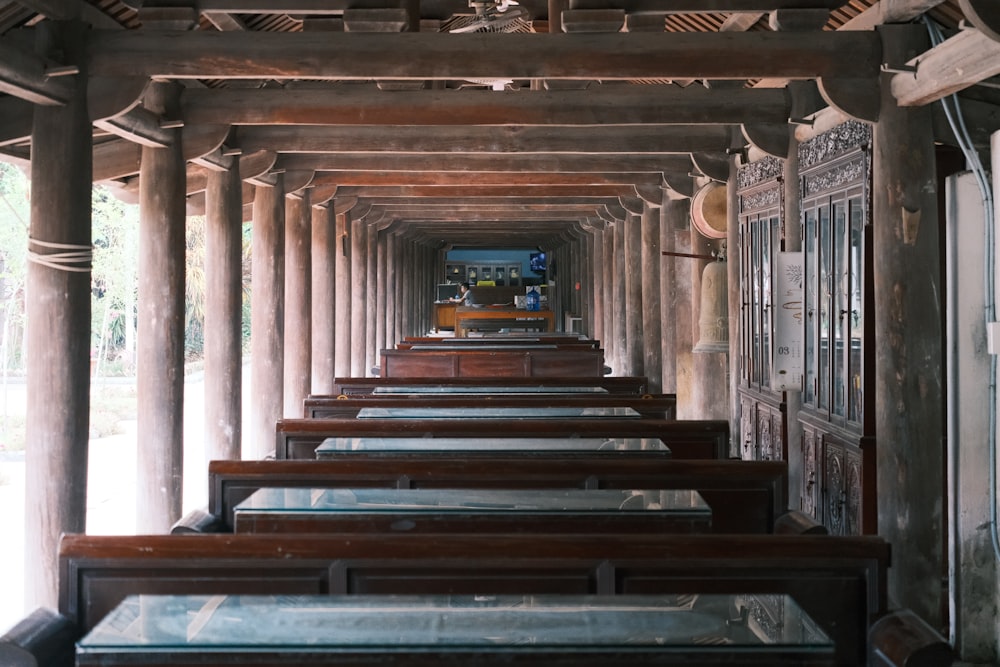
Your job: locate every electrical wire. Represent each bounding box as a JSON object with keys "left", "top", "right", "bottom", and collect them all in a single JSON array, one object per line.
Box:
[{"left": 924, "top": 16, "right": 1000, "bottom": 561}]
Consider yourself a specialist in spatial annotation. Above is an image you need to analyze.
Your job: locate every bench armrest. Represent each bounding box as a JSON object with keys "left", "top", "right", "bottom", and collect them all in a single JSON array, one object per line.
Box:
[
  {"left": 170, "top": 507, "right": 226, "bottom": 534},
  {"left": 0, "top": 607, "right": 76, "bottom": 667},
  {"left": 773, "top": 509, "right": 828, "bottom": 535},
  {"left": 868, "top": 608, "right": 955, "bottom": 666}
]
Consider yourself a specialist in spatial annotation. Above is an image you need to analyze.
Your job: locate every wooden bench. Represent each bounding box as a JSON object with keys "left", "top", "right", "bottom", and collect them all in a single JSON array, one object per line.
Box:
[
  {"left": 204, "top": 458, "right": 787, "bottom": 534},
  {"left": 58, "top": 532, "right": 891, "bottom": 665},
  {"left": 380, "top": 347, "right": 605, "bottom": 378},
  {"left": 397, "top": 335, "right": 599, "bottom": 350},
  {"left": 330, "top": 376, "right": 652, "bottom": 395},
  {"left": 302, "top": 394, "right": 677, "bottom": 419},
  {"left": 274, "top": 417, "right": 731, "bottom": 460}
]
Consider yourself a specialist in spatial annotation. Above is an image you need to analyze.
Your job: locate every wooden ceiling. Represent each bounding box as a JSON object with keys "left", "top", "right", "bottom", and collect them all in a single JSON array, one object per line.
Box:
[{"left": 0, "top": 0, "right": 992, "bottom": 250}]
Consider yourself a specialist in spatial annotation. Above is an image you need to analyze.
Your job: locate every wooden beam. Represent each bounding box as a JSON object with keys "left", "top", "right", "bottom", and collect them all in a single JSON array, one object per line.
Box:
[
  {"left": 275, "top": 153, "right": 692, "bottom": 174},
  {"left": 891, "top": 28, "right": 1000, "bottom": 107},
  {"left": 234, "top": 125, "right": 733, "bottom": 154},
  {"left": 86, "top": 30, "right": 881, "bottom": 81},
  {"left": 93, "top": 106, "right": 176, "bottom": 148},
  {"left": 840, "top": 0, "right": 948, "bottom": 31},
  {"left": 181, "top": 85, "right": 790, "bottom": 126},
  {"left": 307, "top": 171, "right": 665, "bottom": 187},
  {"left": 568, "top": 0, "right": 849, "bottom": 9},
  {"left": 332, "top": 184, "right": 638, "bottom": 198},
  {"left": 0, "top": 36, "right": 74, "bottom": 105},
  {"left": 0, "top": 96, "right": 33, "bottom": 147}
]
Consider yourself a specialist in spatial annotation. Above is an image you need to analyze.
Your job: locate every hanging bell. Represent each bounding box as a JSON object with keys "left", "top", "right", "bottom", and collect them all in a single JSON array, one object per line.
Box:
[{"left": 693, "top": 259, "right": 729, "bottom": 353}]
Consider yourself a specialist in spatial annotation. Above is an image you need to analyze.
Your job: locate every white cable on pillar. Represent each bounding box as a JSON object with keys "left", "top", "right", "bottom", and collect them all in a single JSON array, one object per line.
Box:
[{"left": 27, "top": 238, "right": 93, "bottom": 272}]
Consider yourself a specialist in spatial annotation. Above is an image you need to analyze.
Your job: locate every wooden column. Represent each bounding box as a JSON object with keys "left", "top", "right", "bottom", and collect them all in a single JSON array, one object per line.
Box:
[
  {"left": 334, "top": 209, "right": 352, "bottom": 377},
  {"left": 673, "top": 198, "right": 695, "bottom": 418},
  {"left": 365, "top": 220, "right": 378, "bottom": 375},
  {"left": 384, "top": 229, "right": 399, "bottom": 354},
  {"left": 310, "top": 204, "right": 336, "bottom": 393},
  {"left": 204, "top": 161, "right": 243, "bottom": 462},
  {"left": 136, "top": 81, "right": 186, "bottom": 532},
  {"left": 24, "top": 19, "right": 92, "bottom": 609},
  {"left": 873, "top": 23, "right": 944, "bottom": 627},
  {"left": 641, "top": 201, "right": 663, "bottom": 392},
  {"left": 283, "top": 188, "right": 311, "bottom": 416},
  {"left": 350, "top": 214, "right": 367, "bottom": 376},
  {"left": 589, "top": 225, "right": 605, "bottom": 343},
  {"left": 374, "top": 225, "right": 388, "bottom": 362},
  {"left": 602, "top": 225, "right": 615, "bottom": 368},
  {"left": 249, "top": 175, "right": 285, "bottom": 459},
  {"left": 400, "top": 240, "right": 414, "bottom": 338},
  {"left": 613, "top": 219, "right": 628, "bottom": 375},
  {"left": 624, "top": 212, "right": 644, "bottom": 376},
  {"left": 660, "top": 192, "right": 683, "bottom": 395}
]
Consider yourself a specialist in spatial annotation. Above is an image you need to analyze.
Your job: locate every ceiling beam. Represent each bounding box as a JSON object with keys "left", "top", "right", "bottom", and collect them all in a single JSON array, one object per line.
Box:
[
  {"left": 307, "top": 171, "right": 665, "bottom": 187},
  {"left": 180, "top": 85, "right": 790, "bottom": 126},
  {"left": 234, "top": 125, "right": 732, "bottom": 154},
  {"left": 568, "top": 0, "right": 847, "bottom": 9},
  {"left": 891, "top": 27, "right": 1000, "bottom": 106},
  {"left": 0, "top": 36, "right": 75, "bottom": 105},
  {"left": 86, "top": 30, "right": 881, "bottom": 81},
  {"left": 275, "top": 153, "right": 692, "bottom": 173},
  {"left": 332, "top": 184, "right": 640, "bottom": 198}
]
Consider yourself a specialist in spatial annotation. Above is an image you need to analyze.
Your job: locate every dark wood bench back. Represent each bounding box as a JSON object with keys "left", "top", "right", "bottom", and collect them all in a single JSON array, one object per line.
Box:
[
  {"left": 274, "top": 417, "right": 730, "bottom": 460},
  {"left": 58, "top": 532, "right": 891, "bottom": 666},
  {"left": 302, "top": 394, "right": 677, "bottom": 419},
  {"left": 330, "top": 376, "right": 651, "bottom": 395},
  {"left": 380, "top": 348, "right": 605, "bottom": 378},
  {"left": 206, "top": 458, "right": 787, "bottom": 534}
]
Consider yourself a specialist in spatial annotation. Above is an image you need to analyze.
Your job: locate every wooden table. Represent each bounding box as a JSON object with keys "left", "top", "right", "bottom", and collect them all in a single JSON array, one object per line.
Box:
[
  {"left": 455, "top": 306, "right": 555, "bottom": 337},
  {"left": 76, "top": 593, "right": 836, "bottom": 666},
  {"left": 232, "top": 487, "right": 712, "bottom": 535}
]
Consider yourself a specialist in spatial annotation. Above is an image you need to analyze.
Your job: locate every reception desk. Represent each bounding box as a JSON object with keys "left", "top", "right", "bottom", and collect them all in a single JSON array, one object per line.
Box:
[
  {"left": 433, "top": 301, "right": 457, "bottom": 331},
  {"left": 454, "top": 306, "right": 555, "bottom": 337}
]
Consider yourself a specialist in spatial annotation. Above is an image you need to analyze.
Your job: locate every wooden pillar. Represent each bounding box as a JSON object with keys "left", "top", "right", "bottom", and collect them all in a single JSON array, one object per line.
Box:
[
  {"left": 602, "top": 225, "right": 615, "bottom": 368},
  {"left": 24, "top": 19, "right": 92, "bottom": 609},
  {"left": 641, "top": 201, "right": 663, "bottom": 392},
  {"left": 589, "top": 225, "right": 605, "bottom": 343},
  {"left": 673, "top": 198, "right": 695, "bottom": 418},
  {"left": 613, "top": 219, "right": 627, "bottom": 375},
  {"left": 690, "top": 223, "right": 729, "bottom": 420},
  {"left": 248, "top": 175, "right": 285, "bottom": 459},
  {"left": 873, "top": 23, "right": 944, "bottom": 627},
  {"left": 136, "top": 81, "right": 186, "bottom": 531},
  {"left": 400, "top": 240, "right": 413, "bottom": 337},
  {"left": 350, "top": 214, "right": 367, "bottom": 376},
  {"left": 310, "top": 204, "right": 335, "bottom": 393},
  {"left": 660, "top": 192, "right": 682, "bottom": 395},
  {"left": 365, "top": 220, "right": 378, "bottom": 375},
  {"left": 374, "top": 224, "right": 389, "bottom": 363},
  {"left": 782, "top": 125, "right": 804, "bottom": 506},
  {"left": 204, "top": 161, "right": 243, "bottom": 462},
  {"left": 384, "top": 230, "right": 399, "bottom": 355},
  {"left": 283, "top": 188, "right": 311, "bottom": 417},
  {"left": 334, "top": 210, "right": 351, "bottom": 377},
  {"left": 624, "top": 212, "right": 644, "bottom": 376}
]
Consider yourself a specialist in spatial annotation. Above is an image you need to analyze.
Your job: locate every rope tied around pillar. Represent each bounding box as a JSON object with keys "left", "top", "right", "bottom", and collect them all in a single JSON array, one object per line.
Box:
[{"left": 27, "top": 237, "right": 93, "bottom": 273}]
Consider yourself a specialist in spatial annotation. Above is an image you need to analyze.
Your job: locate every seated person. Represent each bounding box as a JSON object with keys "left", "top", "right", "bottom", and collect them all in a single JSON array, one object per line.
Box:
[{"left": 449, "top": 282, "right": 475, "bottom": 305}]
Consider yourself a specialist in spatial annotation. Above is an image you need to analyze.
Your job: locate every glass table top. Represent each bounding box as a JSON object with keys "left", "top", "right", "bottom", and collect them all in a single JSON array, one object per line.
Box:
[
  {"left": 355, "top": 406, "right": 640, "bottom": 419},
  {"left": 316, "top": 436, "right": 669, "bottom": 455},
  {"left": 78, "top": 593, "right": 833, "bottom": 653},
  {"left": 233, "top": 487, "right": 710, "bottom": 515}
]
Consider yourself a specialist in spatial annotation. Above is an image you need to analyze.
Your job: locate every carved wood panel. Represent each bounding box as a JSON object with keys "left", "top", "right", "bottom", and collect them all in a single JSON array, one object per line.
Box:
[
  {"left": 740, "top": 393, "right": 756, "bottom": 460},
  {"left": 800, "top": 424, "right": 819, "bottom": 519},
  {"left": 823, "top": 440, "right": 846, "bottom": 535}
]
